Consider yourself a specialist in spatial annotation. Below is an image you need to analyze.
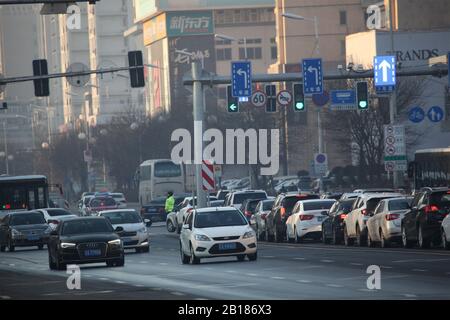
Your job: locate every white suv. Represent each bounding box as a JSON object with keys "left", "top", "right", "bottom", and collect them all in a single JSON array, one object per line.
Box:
[
  {"left": 223, "top": 190, "right": 267, "bottom": 209},
  {"left": 343, "top": 193, "right": 402, "bottom": 246}
]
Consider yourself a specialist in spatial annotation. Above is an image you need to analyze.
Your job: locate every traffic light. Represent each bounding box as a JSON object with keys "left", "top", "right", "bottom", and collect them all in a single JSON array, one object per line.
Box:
[
  {"left": 356, "top": 81, "right": 369, "bottom": 110},
  {"left": 265, "top": 84, "right": 276, "bottom": 113},
  {"left": 32, "top": 59, "right": 49, "bottom": 97},
  {"left": 128, "top": 51, "right": 145, "bottom": 88},
  {"left": 293, "top": 83, "right": 305, "bottom": 112},
  {"left": 227, "top": 85, "right": 239, "bottom": 113}
]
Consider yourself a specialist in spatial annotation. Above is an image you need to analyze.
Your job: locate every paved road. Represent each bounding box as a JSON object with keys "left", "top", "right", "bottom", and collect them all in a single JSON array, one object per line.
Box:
[{"left": 1, "top": 224, "right": 450, "bottom": 299}]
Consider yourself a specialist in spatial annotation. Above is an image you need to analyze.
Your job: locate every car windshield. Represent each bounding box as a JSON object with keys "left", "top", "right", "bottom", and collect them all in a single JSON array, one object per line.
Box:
[
  {"left": 90, "top": 198, "right": 116, "bottom": 207},
  {"left": 430, "top": 192, "right": 450, "bottom": 208},
  {"left": 194, "top": 210, "right": 248, "bottom": 228},
  {"left": 339, "top": 200, "right": 354, "bottom": 212},
  {"left": 233, "top": 192, "right": 267, "bottom": 204},
  {"left": 262, "top": 200, "right": 274, "bottom": 210},
  {"left": 102, "top": 211, "right": 142, "bottom": 224},
  {"left": 367, "top": 197, "right": 393, "bottom": 212},
  {"left": 148, "top": 197, "right": 166, "bottom": 206},
  {"left": 62, "top": 219, "right": 113, "bottom": 235},
  {"left": 217, "top": 191, "right": 229, "bottom": 201},
  {"left": 112, "top": 194, "right": 124, "bottom": 199},
  {"left": 154, "top": 161, "right": 182, "bottom": 178},
  {"left": 47, "top": 209, "right": 73, "bottom": 217},
  {"left": 388, "top": 199, "right": 411, "bottom": 211},
  {"left": 84, "top": 197, "right": 93, "bottom": 205},
  {"left": 245, "top": 200, "right": 260, "bottom": 212},
  {"left": 303, "top": 201, "right": 335, "bottom": 211},
  {"left": 10, "top": 213, "right": 46, "bottom": 225}
]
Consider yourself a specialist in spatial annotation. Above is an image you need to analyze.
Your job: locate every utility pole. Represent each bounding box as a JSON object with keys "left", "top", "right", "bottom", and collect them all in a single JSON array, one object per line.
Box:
[
  {"left": 388, "top": 0, "right": 400, "bottom": 188},
  {"left": 192, "top": 62, "right": 207, "bottom": 209},
  {"left": 2, "top": 121, "right": 9, "bottom": 175}
]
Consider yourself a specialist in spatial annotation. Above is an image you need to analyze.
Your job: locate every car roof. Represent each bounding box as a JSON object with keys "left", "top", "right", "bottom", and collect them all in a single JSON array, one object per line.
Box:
[
  {"left": 359, "top": 193, "right": 403, "bottom": 200},
  {"left": 61, "top": 216, "right": 107, "bottom": 222},
  {"left": 298, "top": 199, "right": 336, "bottom": 204},
  {"left": 232, "top": 190, "right": 266, "bottom": 194},
  {"left": 8, "top": 210, "right": 42, "bottom": 216},
  {"left": 194, "top": 206, "right": 239, "bottom": 214},
  {"left": 98, "top": 209, "right": 138, "bottom": 214}
]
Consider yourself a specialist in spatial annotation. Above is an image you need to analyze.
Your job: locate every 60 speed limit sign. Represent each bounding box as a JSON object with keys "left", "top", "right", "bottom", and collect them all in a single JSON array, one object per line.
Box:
[{"left": 251, "top": 90, "right": 267, "bottom": 107}]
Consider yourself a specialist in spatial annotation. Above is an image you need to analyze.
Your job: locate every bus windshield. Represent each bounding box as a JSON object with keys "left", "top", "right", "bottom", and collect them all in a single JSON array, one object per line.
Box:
[{"left": 154, "top": 162, "right": 182, "bottom": 178}]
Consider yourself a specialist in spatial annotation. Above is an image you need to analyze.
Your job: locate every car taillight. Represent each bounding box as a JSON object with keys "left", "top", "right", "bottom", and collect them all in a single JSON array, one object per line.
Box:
[
  {"left": 280, "top": 207, "right": 286, "bottom": 217},
  {"left": 424, "top": 205, "right": 439, "bottom": 213},
  {"left": 361, "top": 209, "right": 368, "bottom": 216},
  {"left": 245, "top": 210, "right": 252, "bottom": 217},
  {"left": 385, "top": 214, "right": 400, "bottom": 221},
  {"left": 299, "top": 215, "right": 314, "bottom": 221},
  {"left": 339, "top": 214, "right": 347, "bottom": 220},
  {"left": 261, "top": 213, "right": 268, "bottom": 220}
]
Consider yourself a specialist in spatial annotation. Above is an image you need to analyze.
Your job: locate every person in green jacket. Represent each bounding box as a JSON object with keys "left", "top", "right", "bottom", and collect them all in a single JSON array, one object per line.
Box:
[{"left": 165, "top": 191, "right": 175, "bottom": 214}]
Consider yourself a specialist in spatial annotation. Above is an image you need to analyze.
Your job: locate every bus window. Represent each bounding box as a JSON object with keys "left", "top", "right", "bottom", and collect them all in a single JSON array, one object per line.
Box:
[
  {"left": 140, "top": 165, "right": 152, "bottom": 181},
  {"left": 28, "top": 189, "right": 36, "bottom": 210},
  {"left": 154, "top": 162, "right": 181, "bottom": 178},
  {"left": 0, "top": 187, "right": 27, "bottom": 210},
  {"left": 38, "top": 187, "right": 46, "bottom": 208}
]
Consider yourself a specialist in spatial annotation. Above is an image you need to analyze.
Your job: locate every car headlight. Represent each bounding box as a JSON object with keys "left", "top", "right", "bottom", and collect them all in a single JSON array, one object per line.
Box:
[
  {"left": 60, "top": 242, "right": 76, "bottom": 249},
  {"left": 11, "top": 229, "right": 22, "bottom": 238},
  {"left": 194, "top": 234, "right": 211, "bottom": 241},
  {"left": 108, "top": 239, "right": 122, "bottom": 247},
  {"left": 243, "top": 231, "right": 255, "bottom": 239},
  {"left": 138, "top": 227, "right": 147, "bottom": 233}
]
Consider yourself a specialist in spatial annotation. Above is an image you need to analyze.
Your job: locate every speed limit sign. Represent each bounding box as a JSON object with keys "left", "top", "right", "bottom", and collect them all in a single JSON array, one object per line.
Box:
[{"left": 251, "top": 90, "right": 267, "bottom": 107}]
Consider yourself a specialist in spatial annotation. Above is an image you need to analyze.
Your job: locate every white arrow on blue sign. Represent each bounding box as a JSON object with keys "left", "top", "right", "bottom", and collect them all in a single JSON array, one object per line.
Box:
[
  {"left": 302, "top": 58, "right": 323, "bottom": 95},
  {"left": 374, "top": 55, "right": 396, "bottom": 91},
  {"left": 427, "top": 106, "right": 444, "bottom": 123},
  {"left": 231, "top": 61, "right": 252, "bottom": 98}
]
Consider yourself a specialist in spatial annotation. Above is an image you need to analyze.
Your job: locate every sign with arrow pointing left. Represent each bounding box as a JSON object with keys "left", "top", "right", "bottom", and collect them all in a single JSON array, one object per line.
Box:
[
  {"left": 231, "top": 61, "right": 252, "bottom": 98},
  {"left": 374, "top": 55, "right": 396, "bottom": 91}
]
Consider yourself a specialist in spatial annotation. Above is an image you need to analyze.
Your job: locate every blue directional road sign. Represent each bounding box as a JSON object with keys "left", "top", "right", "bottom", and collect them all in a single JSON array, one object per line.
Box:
[
  {"left": 231, "top": 61, "right": 252, "bottom": 98},
  {"left": 427, "top": 106, "right": 444, "bottom": 123},
  {"left": 330, "top": 90, "right": 356, "bottom": 110},
  {"left": 302, "top": 58, "right": 323, "bottom": 95},
  {"left": 408, "top": 106, "right": 425, "bottom": 123},
  {"left": 374, "top": 55, "right": 396, "bottom": 92}
]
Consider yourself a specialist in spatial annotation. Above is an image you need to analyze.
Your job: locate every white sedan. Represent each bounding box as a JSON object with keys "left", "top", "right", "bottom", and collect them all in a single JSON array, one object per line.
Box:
[
  {"left": 180, "top": 207, "right": 257, "bottom": 264},
  {"left": 286, "top": 199, "right": 336, "bottom": 243},
  {"left": 99, "top": 209, "right": 150, "bottom": 253},
  {"left": 36, "top": 208, "right": 77, "bottom": 230}
]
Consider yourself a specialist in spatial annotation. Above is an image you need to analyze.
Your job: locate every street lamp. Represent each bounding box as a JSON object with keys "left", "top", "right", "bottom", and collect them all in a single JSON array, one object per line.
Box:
[
  {"left": 41, "top": 142, "right": 49, "bottom": 150},
  {"left": 214, "top": 34, "right": 248, "bottom": 60},
  {"left": 130, "top": 122, "right": 143, "bottom": 163}
]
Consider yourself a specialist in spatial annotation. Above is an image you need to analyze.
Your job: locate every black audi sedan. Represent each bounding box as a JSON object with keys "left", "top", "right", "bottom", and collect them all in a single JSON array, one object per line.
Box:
[{"left": 47, "top": 216, "right": 125, "bottom": 270}]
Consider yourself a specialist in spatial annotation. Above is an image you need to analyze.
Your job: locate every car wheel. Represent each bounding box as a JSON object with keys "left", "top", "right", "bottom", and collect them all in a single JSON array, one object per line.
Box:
[
  {"left": 141, "top": 246, "right": 150, "bottom": 253},
  {"left": 380, "top": 229, "right": 390, "bottom": 248},
  {"left": 115, "top": 257, "right": 125, "bottom": 267},
  {"left": 55, "top": 254, "right": 66, "bottom": 271},
  {"left": 38, "top": 244, "right": 44, "bottom": 250},
  {"left": 322, "top": 228, "right": 330, "bottom": 244},
  {"left": 237, "top": 255, "right": 246, "bottom": 262},
  {"left": 190, "top": 244, "right": 200, "bottom": 265},
  {"left": 294, "top": 227, "right": 303, "bottom": 243},
  {"left": 343, "top": 226, "right": 354, "bottom": 246},
  {"left": 7, "top": 238, "right": 15, "bottom": 252},
  {"left": 418, "top": 225, "right": 430, "bottom": 249},
  {"left": 367, "top": 231, "right": 375, "bottom": 248},
  {"left": 166, "top": 219, "right": 176, "bottom": 233},
  {"left": 442, "top": 229, "right": 450, "bottom": 250},
  {"left": 332, "top": 228, "right": 341, "bottom": 245},
  {"left": 248, "top": 252, "right": 257, "bottom": 261},
  {"left": 48, "top": 250, "right": 57, "bottom": 270},
  {"left": 402, "top": 226, "right": 413, "bottom": 248},
  {"left": 180, "top": 242, "right": 190, "bottom": 264},
  {"left": 356, "top": 225, "right": 367, "bottom": 247},
  {"left": 0, "top": 244, "right": 5, "bottom": 252}
]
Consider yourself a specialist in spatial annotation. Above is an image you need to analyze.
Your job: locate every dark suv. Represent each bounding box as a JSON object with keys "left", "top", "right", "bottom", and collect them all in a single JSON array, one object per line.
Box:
[
  {"left": 266, "top": 192, "right": 320, "bottom": 242},
  {"left": 402, "top": 187, "right": 450, "bottom": 249}
]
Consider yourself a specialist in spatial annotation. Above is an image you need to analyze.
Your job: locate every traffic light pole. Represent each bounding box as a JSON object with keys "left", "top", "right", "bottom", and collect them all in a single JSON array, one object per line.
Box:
[{"left": 192, "top": 62, "right": 207, "bottom": 209}]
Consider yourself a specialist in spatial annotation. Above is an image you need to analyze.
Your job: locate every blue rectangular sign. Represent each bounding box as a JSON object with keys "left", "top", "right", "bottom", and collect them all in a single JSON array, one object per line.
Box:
[
  {"left": 374, "top": 55, "right": 396, "bottom": 88},
  {"left": 302, "top": 58, "right": 323, "bottom": 95},
  {"left": 231, "top": 61, "right": 252, "bottom": 97},
  {"left": 331, "top": 90, "right": 356, "bottom": 105}
]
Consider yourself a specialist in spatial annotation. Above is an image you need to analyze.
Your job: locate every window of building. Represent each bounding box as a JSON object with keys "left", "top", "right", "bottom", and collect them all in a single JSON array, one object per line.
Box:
[
  {"left": 339, "top": 10, "right": 347, "bottom": 25},
  {"left": 340, "top": 40, "right": 346, "bottom": 55},
  {"left": 216, "top": 48, "right": 232, "bottom": 61},
  {"left": 239, "top": 47, "right": 262, "bottom": 60},
  {"left": 271, "top": 46, "right": 277, "bottom": 60},
  {"left": 215, "top": 39, "right": 232, "bottom": 46}
]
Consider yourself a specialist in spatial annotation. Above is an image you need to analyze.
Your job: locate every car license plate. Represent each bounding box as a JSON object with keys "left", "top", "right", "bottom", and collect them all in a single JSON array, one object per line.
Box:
[
  {"left": 84, "top": 249, "right": 101, "bottom": 257},
  {"left": 219, "top": 243, "right": 236, "bottom": 251},
  {"left": 27, "top": 235, "right": 39, "bottom": 241},
  {"left": 148, "top": 208, "right": 157, "bottom": 212}
]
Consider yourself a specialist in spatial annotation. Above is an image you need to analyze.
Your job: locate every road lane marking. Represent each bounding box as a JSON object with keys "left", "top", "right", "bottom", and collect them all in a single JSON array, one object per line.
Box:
[
  {"left": 393, "top": 258, "right": 450, "bottom": 263},
  {"left": 261, "top": 256, "right": 275, "bottom": 258},
  {"left": 159, "top": 263, "right": 168, "bottom": 266},
  {"left": 296, "top": 280, "right": 312, "bottom": 283},
  {"left": 171, "top": 292, "right": 185, "bottom": 296},
  {"left": 402, "top": 294, "right": 417, "bottom": 298},
  {"left": 139, "top": 261, "right": 147, "bottom": 264},
  {"left": 271, "top": 276, "right": 285, "bottom": 280},
  {"left": 326, "top": 284, "right": 344, "bottom": 288},
  {"left": 380, "top": 266, "right": 393, "bottom": 269},
  {"left": 245, "top": 273, "right": 259, "bottom": 277},
  {"left": 293, "top": 257, "right": 306, "bottom": 260},
  {"left": 0, "top": 296, "right": 11, "bottom": 300},
  {"left": 320, "top": 260, "right": 334, "bottom": 263},
  {"left": 99, "top": 278, "right": 109, "bottom": 281},
  {"left": 134, "top": 284, "right": 145, "bottom": 287},
  {"left": 350, "top": 263, "right": 363, "bottom": 266},
  {"left": 411, "top": 269, "right": 427, "bottom": 272},
  {"left": 114, "top": 280, "right": 126, "bottom": 284}
]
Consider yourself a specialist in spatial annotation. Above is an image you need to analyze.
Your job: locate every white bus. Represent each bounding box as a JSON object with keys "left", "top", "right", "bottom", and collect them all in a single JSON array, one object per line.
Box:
[{"left": 138, "top": 159, "right": 186, "bottom": 205}]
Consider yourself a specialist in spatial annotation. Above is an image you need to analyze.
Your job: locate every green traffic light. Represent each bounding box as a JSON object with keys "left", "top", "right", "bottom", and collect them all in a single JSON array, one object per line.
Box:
[
  {"left": 359, "top": 101, "right": 368, "bottom": 109},
  {"left": 295, "top": 102, "right": 305, "bottom": 110}
]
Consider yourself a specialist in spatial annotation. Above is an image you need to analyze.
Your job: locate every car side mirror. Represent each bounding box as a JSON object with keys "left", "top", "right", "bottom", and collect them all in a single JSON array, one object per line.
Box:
[
  {"left": 115, "top": 226, "right": 124, "bottom": 233},
  {"left": 182, "top": 224, "right": 190, "bottom": 230},
  {"left": 144, "top": 219, "right": 151, "bottom": 224}
]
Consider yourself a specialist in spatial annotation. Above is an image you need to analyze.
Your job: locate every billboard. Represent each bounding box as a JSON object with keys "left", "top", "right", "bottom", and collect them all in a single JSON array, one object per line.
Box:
[
  {"left": 166, "top": 11, "right": 214, "bottom": 37},
  {"left": 148, "top": 39, "right": 169, "bottom": 116},
  {"left": 168, "top": 34, "right": 217, "bottom": 114},
  {"left": 143, "top": 13, "right": 167, "bottom": 46}
]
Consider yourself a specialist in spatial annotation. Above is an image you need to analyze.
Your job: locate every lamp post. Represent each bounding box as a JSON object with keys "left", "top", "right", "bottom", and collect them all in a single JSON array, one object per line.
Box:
[
  {"left": 130, "top": 122, "right": 143, "bottom": 164},
  {"left": 282, "top": 11, "right": 322, "bottom": 188},
  {"left": 214, "top": 34, "right": 248, "bottom": 60}
]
